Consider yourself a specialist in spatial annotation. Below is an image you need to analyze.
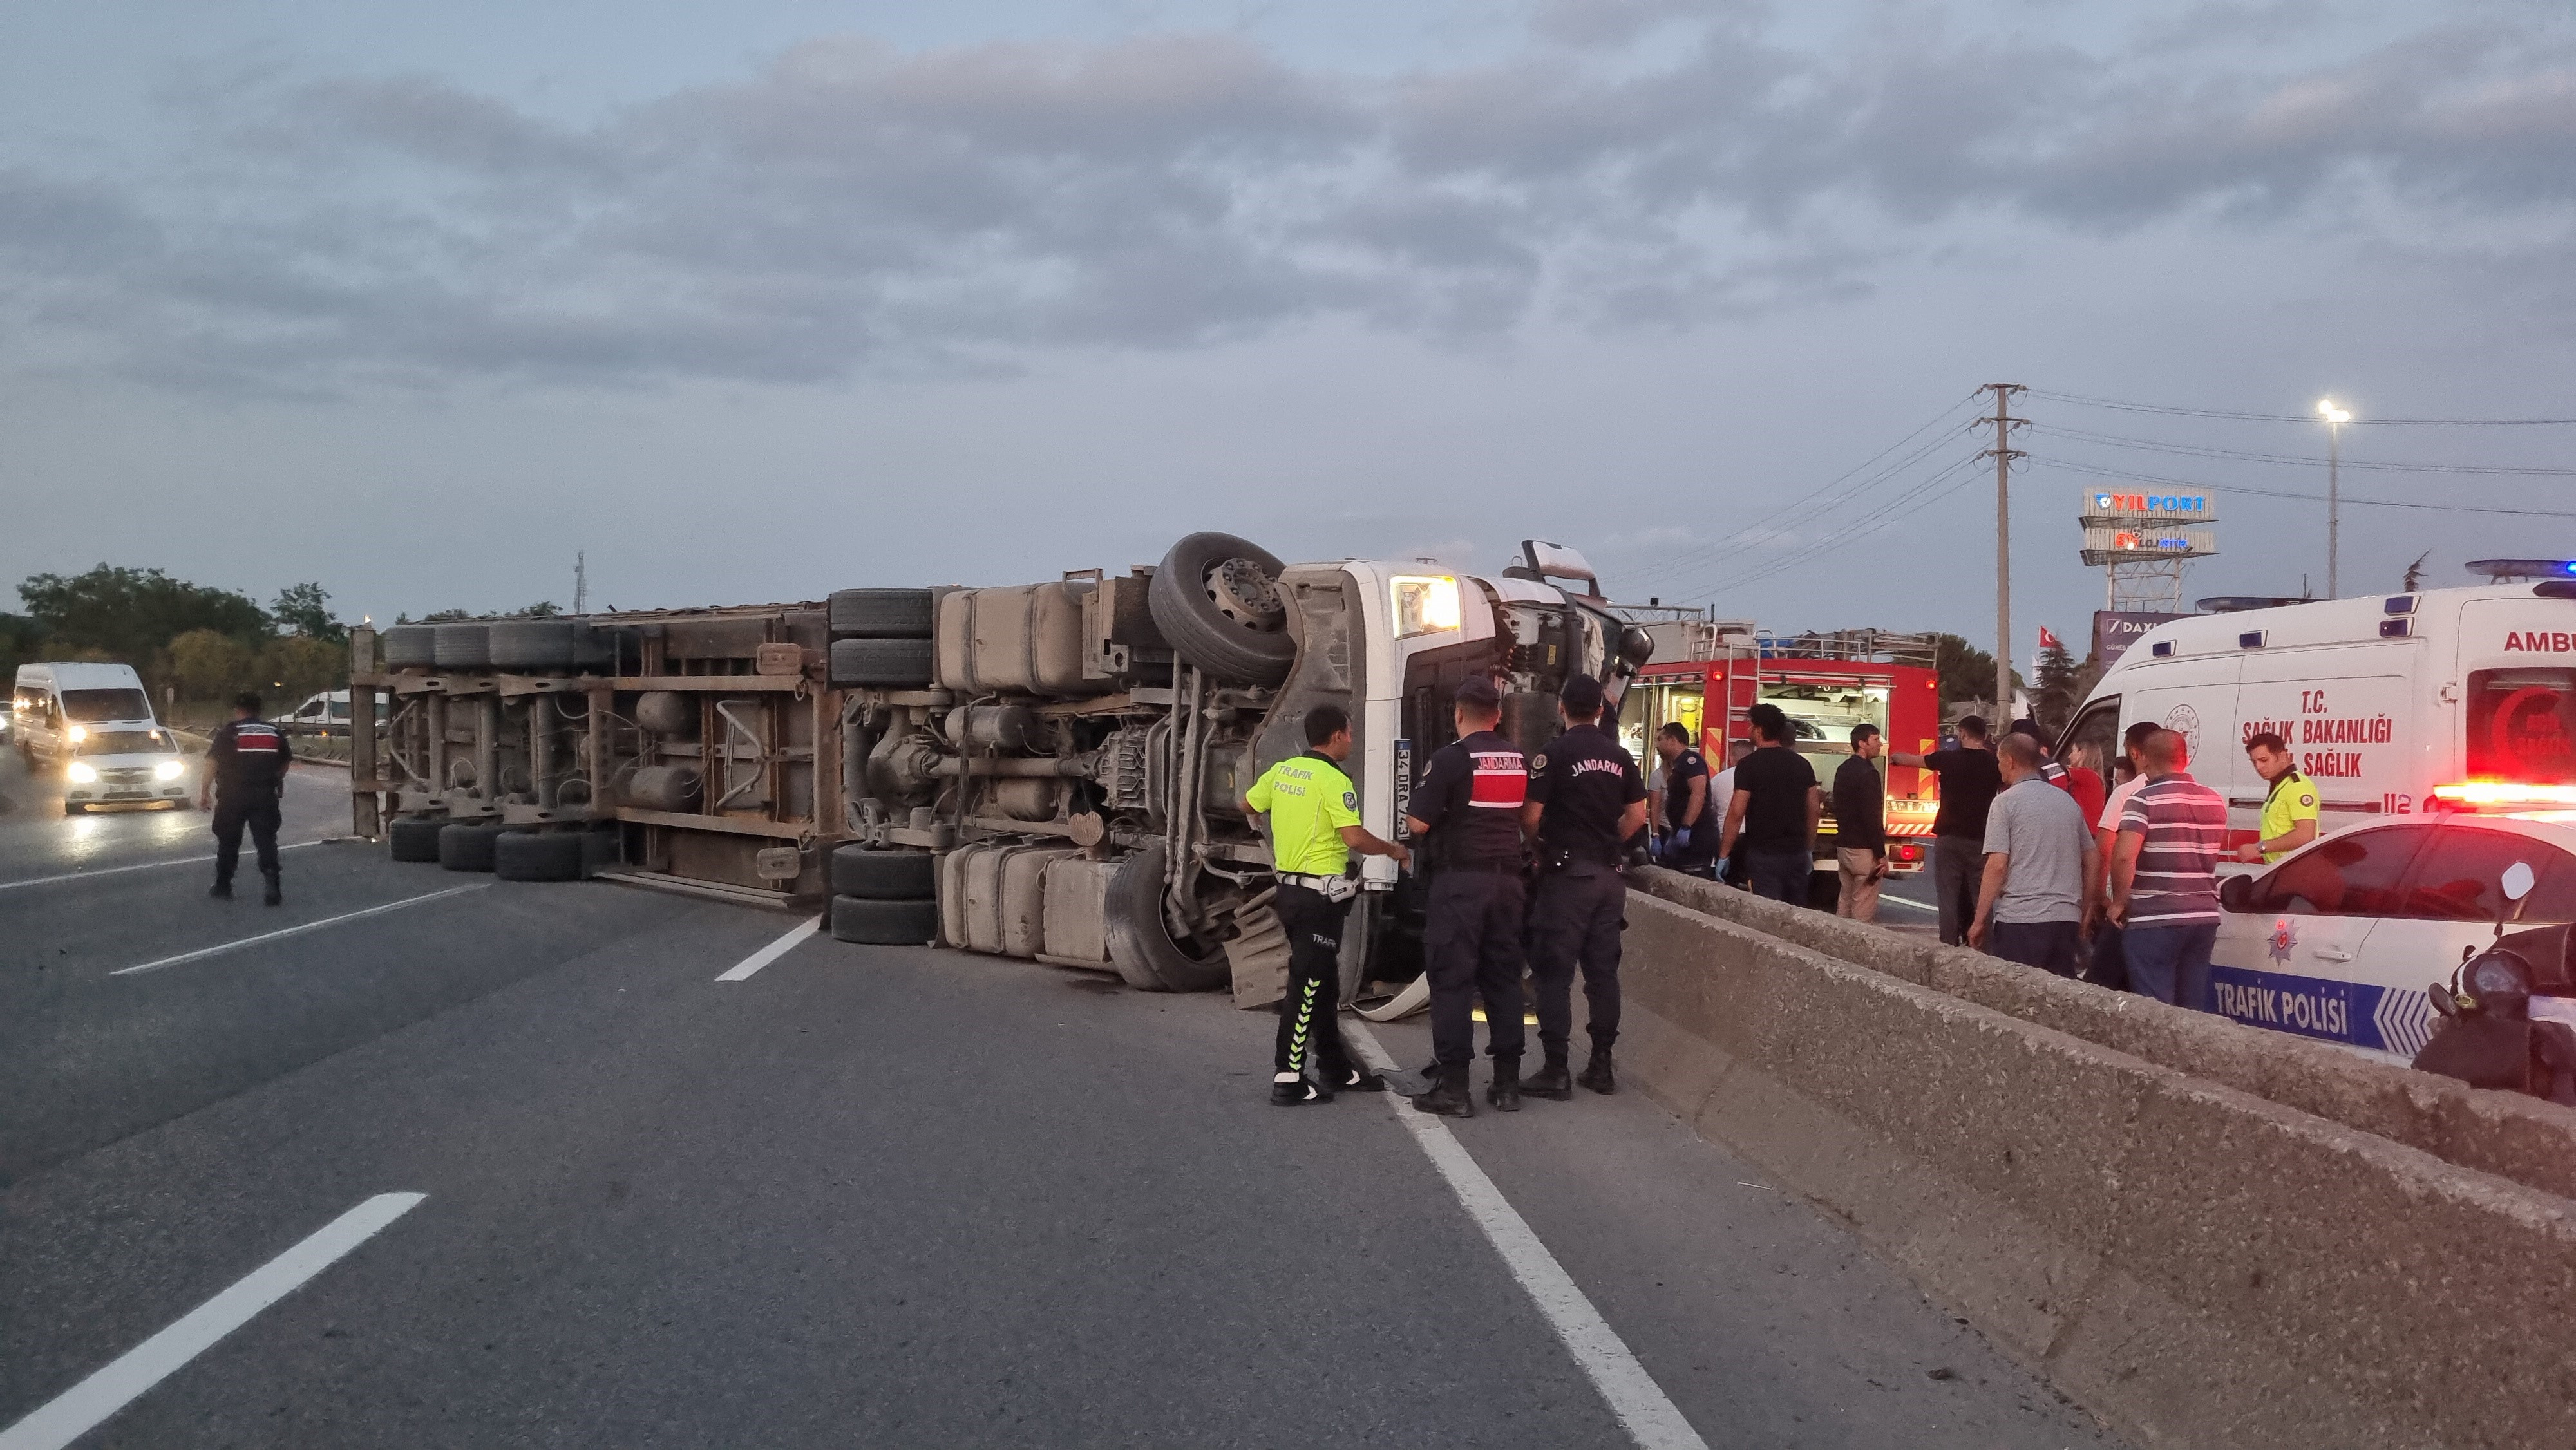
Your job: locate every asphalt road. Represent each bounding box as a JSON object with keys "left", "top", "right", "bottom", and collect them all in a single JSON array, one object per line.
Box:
[{"left": 1, "top": 748, "right": 2120, "bottom": 1448}]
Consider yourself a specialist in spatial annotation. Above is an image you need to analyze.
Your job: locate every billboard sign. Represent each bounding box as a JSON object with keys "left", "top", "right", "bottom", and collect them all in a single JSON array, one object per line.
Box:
[
  {"left": 2095, "top": 610, "right": 2192, "bottom": 667},
  {"left": 2081, "top": 489, "right": 2215, "bottom": 523}
]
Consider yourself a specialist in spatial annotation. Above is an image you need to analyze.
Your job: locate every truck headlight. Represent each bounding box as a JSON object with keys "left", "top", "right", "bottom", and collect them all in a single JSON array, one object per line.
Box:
[
  {"left": 67, "top": 762, "right": 99, "bottom": 784},
  {"left": 1392, "top": 576, "right": 1462, "bottom": 636},
  {"left": 156, "top": 759, "right": 185, "bottom": 780},
  {"left": 68, "top": 724, "right": 87, "bottom": 743}
]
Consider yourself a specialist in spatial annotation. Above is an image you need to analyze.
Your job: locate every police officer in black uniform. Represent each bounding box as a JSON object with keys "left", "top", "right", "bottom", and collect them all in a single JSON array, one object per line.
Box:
[
  {"left": 1404, "top": 675, "right": 1529, "bottom": 1117},
  {"left": 198, "top": 691, "right": 292, "bottom": 905},
  {"left": 1522, "top": 674, "right": 1649, "bottom": 1098}
]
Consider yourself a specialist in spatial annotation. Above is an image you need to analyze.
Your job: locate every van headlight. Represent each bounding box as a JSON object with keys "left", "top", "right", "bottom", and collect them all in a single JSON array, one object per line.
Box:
[
  {"left": 68, "top": 724, "right": 87, "bottom": 743},
  {"left": 66, "top": 762, "right": 99, "bottom": 784},
  {"left": 156, "top": 759, "right": 185, "bottom": 780}
]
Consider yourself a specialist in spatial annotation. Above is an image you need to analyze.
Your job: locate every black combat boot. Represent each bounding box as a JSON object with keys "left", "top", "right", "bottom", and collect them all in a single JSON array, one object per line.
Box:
[
  {"left": 1577, "top": 1048, "right": 1617, "bottom": 1095},
  {"left": 1486, "top": 1055, "right": 1522, "bottom": 1113},
  {"left": 209, "top": 878, "right": 233, "bottom": 900},
  {"left": 1410, "top": 1062, "right": 1475, "bottom": 1118},
  {"left": 261, "top": 870, "right": 283, "bottom": 907},
  {"left": 1270, "top": 1075, "right": 1334, "bottom": 1106},
  {"left": 1522, "top": 1055, "right": 1575, "bottom": 1102}
]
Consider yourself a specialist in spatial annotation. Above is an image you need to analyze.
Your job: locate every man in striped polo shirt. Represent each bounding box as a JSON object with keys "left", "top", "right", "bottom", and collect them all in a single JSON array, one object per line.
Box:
[{"left": 2107, "top": 728, "right": 2227, "bottom": 1008}]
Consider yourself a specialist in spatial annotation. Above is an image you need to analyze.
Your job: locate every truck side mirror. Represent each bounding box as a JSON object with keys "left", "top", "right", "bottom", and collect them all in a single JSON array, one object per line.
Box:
[
  {"left": 2219, "top": 874, "right": 2252, "bottom": 913},
  {"left": 2503, "top": 861, "right": 2536, "bottom": 904}
]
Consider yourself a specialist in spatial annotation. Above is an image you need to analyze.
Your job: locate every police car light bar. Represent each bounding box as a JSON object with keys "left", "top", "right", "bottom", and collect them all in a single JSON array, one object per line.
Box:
[
  {"left": 2466, "top": 558, "right": 2576, "bottom": 581},
  {"left": 2432, "top": 782, "right": 2576, "bottom": 807}
]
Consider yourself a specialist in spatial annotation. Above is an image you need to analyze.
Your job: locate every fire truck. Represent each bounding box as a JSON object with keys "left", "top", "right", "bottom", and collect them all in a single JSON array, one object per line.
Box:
[{"left": 1613, "top": 617, "right": 1941, "bottom": 905}]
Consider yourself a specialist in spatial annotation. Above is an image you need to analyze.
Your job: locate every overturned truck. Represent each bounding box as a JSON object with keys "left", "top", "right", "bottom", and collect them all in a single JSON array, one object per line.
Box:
[{"left": 352, "top": 534, "right": 1650, "bottom": 997}]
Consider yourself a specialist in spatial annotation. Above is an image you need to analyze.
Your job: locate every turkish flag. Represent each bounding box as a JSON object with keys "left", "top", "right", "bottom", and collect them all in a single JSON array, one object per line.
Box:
[{"left": 2038, "top": 625, "right": 2063, "bottom": 651}]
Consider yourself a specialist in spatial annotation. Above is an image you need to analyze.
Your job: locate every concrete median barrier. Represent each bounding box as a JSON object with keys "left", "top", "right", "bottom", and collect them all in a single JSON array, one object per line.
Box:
[{"left": 1614, "top": 873, "right": 2576, "bottom": 1450}]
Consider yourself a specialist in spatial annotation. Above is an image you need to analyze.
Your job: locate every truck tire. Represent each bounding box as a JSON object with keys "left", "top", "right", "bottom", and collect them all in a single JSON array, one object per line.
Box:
[
  {"left": 829, "top": 638, "right": 934, "bottom": 687},
  {"left": 1148, "top": 532, "right": 1297, "bottom": 687},
  {"left": 830, "top": 895, "right": 940, "bottom": 945},
  {"left": 388, "top": 815, "right": 446, "bottom": 862},
  {"left": 829, "top": 845, "right": 936, "bottom": 899},
  {"left": 383, "top": 625, "right": 436, "bottom": 668},
  {"left": 488, "top": 619, "right": 578, "bottom": 672},
  {"left": 828, "top": 589, "right": 935, "bottom": 639},
  {"left": 1104, "top": 842, "right": 1231, "bottom": 992},
  {"left": 437, "top": 820, "right": 513, "bottom": 872},
  {"left": 494, "top": 830, "right": 586, "bottom": 881},
  {"left": 432, "top": 623, "right": 491, "bottom": 670}
]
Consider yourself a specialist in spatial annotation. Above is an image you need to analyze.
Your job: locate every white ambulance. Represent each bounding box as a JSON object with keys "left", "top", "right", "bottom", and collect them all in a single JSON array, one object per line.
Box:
[
  {"left": 2058, "top": 576, "right": 2576, "bottom": 840},
  {"left": 2056, "top": 572, "right": 2576, "bottom": 1059}
]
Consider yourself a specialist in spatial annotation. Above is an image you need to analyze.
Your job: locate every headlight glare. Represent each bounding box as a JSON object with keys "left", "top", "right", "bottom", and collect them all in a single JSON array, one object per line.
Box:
[
  {"left": 68, "top": 724, "right": 87, "bottom": 743},
  {"left": 66, "top": 762, "right": 99, "bottom": 784},
  {"left": 155, "top": 759, "right": 185, "bottom": 780}
]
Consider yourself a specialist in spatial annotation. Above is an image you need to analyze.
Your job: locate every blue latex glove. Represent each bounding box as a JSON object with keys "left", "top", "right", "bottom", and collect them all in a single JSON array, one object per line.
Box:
[{"left": 1670, "top": 827, "right": 1691, "bottom": 851}]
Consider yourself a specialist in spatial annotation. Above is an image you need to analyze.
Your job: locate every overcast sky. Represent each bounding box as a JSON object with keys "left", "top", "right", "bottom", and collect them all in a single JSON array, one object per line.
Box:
[{"left": 3, "top": 0, "right": 2571, "bottom": 660}]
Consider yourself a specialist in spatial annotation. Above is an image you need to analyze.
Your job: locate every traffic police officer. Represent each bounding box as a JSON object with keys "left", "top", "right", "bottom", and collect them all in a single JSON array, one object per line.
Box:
[
  {"left": 1242, "top": 703, "right": 1412, "bottom": 1105},
  {"left": 199, "top": 691, "right": 292, "bottom": 905},
  {"left": 2235, "top": 730, "right": 2320, "bottom": 864},
  {"left": 1522, "top": 675, "right": 1648, "bottom": 1098},
  {"left": 1404, "top": 675, "right": 1529, "bottom": 1116}
]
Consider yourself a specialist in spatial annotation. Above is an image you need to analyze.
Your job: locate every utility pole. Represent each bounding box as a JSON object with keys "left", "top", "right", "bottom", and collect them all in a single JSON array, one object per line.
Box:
[
  {"left": 573, "top": 551, "right": 588, "bottom": 616},
  {"left": 1982, "top": 383, "right": 2027, "bottom": 731}
]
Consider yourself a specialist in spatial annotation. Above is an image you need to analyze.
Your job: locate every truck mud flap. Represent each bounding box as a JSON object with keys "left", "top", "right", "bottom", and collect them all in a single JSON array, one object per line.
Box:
[{"left": 1357, "top": 975, "right": 1430, "bottom": 1022}]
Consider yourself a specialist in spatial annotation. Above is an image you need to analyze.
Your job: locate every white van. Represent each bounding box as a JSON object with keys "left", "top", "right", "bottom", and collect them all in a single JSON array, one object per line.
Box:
[
  {"left": 11, "top": 662, "right": 193, "bottom": 811},
  {"left": 2056, "top": 579, "right": 2576, "bottom": 842},
  {"left": 279, "top": 689, "right": 387, "bottom": 736}
]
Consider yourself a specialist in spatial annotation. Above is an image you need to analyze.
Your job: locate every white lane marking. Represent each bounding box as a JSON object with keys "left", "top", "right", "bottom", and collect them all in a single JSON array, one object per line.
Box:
[
  {"left": 0, "top": 842, "right": 325, "bottom": 895},
  {"left": 0, "top": 1192, "right": 423, "bottom": 1450},
  {"left": 110, "top": 885, "right": 491, "bottom": 976},
  {"left": 1347, "top": 1024, "right": 1710, "bottom": 1450},
  {"left": 715, "top": 915, "right": 822, "bottom": 981},
  {"left": 1878, "top": 894, "right": 1938, "bottom": 913}
]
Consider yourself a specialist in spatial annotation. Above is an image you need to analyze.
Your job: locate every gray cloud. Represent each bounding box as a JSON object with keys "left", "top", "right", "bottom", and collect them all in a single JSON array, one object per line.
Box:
[{"left": 0, "top": 3, "right": 2567, "bottom": 393}]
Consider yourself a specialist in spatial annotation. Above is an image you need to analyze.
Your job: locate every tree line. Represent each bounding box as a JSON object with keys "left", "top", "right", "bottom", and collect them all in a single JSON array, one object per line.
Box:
[{"left": 1, "top": 565, "right": 350, "bottom": 711}]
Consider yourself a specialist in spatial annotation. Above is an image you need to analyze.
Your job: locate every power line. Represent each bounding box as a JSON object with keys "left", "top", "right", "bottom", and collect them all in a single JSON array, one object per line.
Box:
[
  {"left": 2031, "top": 388, "right": 2576, "bottom": 427},
  {"left": 2031, "top": 422, "right": 2576, "bottom": 477},
  {"left": 2034, "top": 456, "right": 2576, "bottom": 520},
  {"left": 1616, "top": 390, "right": 1983, "bottom": 590},
  {"left": 1686, "top": 449, "right": 1992, "bottom": 598}
]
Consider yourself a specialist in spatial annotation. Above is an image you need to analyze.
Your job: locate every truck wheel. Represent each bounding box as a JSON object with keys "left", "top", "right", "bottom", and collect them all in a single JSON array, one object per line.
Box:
[
  {"left": 1104, "top": 842, "right": 1231, "bottom": 992},
  {"left": 829, "top": 638, "right": 934, "bottom": 687},
  {"left": 828, "top": 589, "right": 935, "bottom": 639},
  {"left": 487, "top": 619, "right": 578, "bottom": 672},
  {"left": 830, "top": 895, "right": 940, "bottom": 945},
  {"left": 382, "top": 625, "right": 437, "bottom": 668},
  {"left": 437, "top": 820, "right": 513, "bottom": 872},
  {"left": 432, "top": 623, "right": 492, "bottom": 670},
  {"left": 1148, "top": 532, "right": 1297, "bottom": 687},
  {"left": 388, "top": 815, "right": 446, "bottom": 862},
  {"left": 829, "top": 845, "right": 936, "bottom": 899},
  {"left": 494, "top": 830, "right": 586, "bottom": 881}
]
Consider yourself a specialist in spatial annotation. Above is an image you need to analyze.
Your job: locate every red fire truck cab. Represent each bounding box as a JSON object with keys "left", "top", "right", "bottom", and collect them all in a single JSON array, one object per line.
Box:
[{"left": 1613, "top": 622, "right": 1942, "bottom": 905}]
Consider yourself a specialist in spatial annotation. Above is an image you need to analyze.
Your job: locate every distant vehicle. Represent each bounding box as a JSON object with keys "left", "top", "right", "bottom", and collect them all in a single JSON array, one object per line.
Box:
[
  {"left": 279, "top": 689, "right": 387, "bottom": 736},
  {"left": 2056, "top": 578, "right": 2576, "bottom": 852},
  {"left": 12, "top": 662, "right": 192, "bottom": 811},
  {"left": 2212, "top": 814, "right": 2576, "bottom": 1063}
]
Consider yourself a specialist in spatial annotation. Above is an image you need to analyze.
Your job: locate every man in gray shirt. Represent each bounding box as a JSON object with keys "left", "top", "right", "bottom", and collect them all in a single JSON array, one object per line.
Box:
[{"left": 1969, "top": 732, "right": 2098, "bottom": 977}]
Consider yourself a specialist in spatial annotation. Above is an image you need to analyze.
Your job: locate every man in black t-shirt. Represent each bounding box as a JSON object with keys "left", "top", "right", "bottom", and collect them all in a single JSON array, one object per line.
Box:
[
  {"left": 1891, "top": 715, "right": 2002, "bottom": 946},
  {"left": 1405, "top": 676, "right": 1530, "bottom": 1116},
  {"left": 1522, "top": 675, "right": 1649, "bottom": 1098},
  {"left": 1718, "top": 702, "right": 1820, "bottom": 904},
  {"left": 1832, "top": 723, "right": 1888, "bottom": 921}
]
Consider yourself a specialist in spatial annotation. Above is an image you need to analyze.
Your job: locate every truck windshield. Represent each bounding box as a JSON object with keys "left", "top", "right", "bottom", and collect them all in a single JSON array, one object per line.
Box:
[
  {"left": 2466, "top": 669, "right": 2576, "bottom": 785},
  {"left": 61, "top": 688, "right": 152, "bottom": 722}
]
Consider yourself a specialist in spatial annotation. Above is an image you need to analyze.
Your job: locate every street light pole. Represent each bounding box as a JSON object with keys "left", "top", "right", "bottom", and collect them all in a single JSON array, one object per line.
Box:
[
  {"left": 1982, "top": 383, "right": 2027, "bottom": 730},
  {"left": 2318, "top": 400, "right": 2349, "bottom": 598}
]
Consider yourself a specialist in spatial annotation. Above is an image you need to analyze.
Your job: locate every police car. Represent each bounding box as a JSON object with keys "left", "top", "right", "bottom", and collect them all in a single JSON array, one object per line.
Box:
[{"left": 2212, "top": 800, "right": 2576, "bottom": 1062}]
